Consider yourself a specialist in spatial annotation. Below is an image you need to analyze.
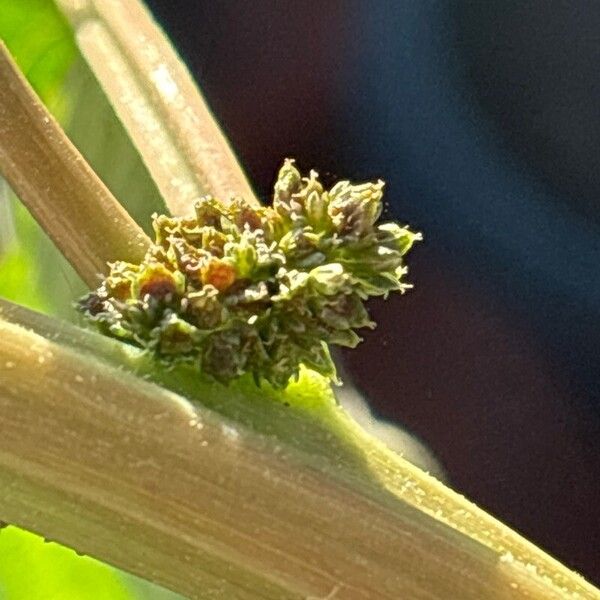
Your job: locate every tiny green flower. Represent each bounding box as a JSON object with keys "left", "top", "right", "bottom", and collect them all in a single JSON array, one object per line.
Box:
[{"left": 79, "top": 160, "right": 421, "bottom": 387}]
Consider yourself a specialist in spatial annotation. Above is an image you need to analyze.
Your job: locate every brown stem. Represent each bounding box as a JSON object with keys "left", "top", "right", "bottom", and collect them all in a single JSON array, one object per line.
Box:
[
  {"left": 0, "top": 301, "right": 598, "bottom": 600},
  {"left": 0, "top": 42, "right": 150, "bottom": 288}
]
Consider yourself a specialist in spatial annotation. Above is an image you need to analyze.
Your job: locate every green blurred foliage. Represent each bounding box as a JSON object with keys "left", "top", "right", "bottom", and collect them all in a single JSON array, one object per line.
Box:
[
  {"left": 0, "top": 201, "right": 48, "bottom": 312},
  {"left": 0, "top": 528, "right": 135, "bottom": 599},
  {"left": 0, "top": 0, "right": 75, "bottom": 112},
  {"left": 0, "top": 1, "right": 178, "bottom": 598},
  {"left": 0, "top": 0, "right": 77, "bottom": 313},
  {"left": 0, "top": 527, "right": 182, "bottom": 600}
]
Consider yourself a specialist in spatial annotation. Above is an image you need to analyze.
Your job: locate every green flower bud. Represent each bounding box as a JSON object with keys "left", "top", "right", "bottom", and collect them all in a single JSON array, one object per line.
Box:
[
  {"left": 377, "top": 222, "right": 422, "bottom": 256},
  {"left": 305, "top": 190, "right": 330, "bottom": 231},
  {"left": 186, "top": 286, "right": 226, "bottom": 329},
  {"left": 328, "top": 180, "right": 384, "bottom": 236},
  {"left": 158, "top": 311, "right": 199, "bottom": 355},
  {"left": 309, "top": 263, "right": 347, "bottom": 295},
  {"left": 300, "top": 170, "right": 324, "bottom": 198},
  {"left": 273, "top": 158, "right": 302, "bottom": 205},
  {"left": 225, "top": 232, "right": 258, "bottom": 278}
]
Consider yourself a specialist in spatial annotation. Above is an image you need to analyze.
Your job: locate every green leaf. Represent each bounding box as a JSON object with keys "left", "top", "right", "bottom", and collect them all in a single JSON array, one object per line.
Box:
[
  {"left": 0, "top": 527, "right": 181, "bottom": 600},
  {"left": 0, "top": 199, "right": 51, "bottom": 313},
  {"left": 0, "top": 527, "right": 133, "bottom": 600},
  {"left": 0, "top": 0, "right": 75, "bottom": 111}
]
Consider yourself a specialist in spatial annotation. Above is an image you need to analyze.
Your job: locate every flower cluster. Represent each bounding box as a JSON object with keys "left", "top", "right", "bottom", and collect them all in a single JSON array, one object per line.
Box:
[{"left": 78, "top": 160, "right": 420, "bottom": 387}]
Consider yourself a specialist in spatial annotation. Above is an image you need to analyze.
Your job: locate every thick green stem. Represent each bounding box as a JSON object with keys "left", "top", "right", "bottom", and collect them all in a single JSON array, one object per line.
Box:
[
  {"left": 0, "top": 299, "right": 598, "bottom": 600},
  {"left": 56, "top": 0, "right": 258, "bottom": 216},
  {"left": 0, "top": 42, "right": 150, "bottom": 288}
]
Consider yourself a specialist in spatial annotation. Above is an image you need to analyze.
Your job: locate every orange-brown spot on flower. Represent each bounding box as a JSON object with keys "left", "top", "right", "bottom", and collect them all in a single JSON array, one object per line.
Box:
[
  {"left": 201, "top": 258, "right": 236, "bottom": 292},
  {"left": 106, "top": 278, "right": 132, "bottom": 301},
  {"left": 238, "top": 206, "right": 263, "bottom": 230},
  {"left": 138, "top": 264, "right": 178, "bottom": 299},
  {"left": 139, "top": 277, "right": 176, "bottom": 299}
]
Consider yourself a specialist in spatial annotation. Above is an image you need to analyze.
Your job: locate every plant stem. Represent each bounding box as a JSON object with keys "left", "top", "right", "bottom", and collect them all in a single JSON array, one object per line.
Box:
[
  {"left": 0, "top": 42, "right": 150, "bottom": 288},
  {"left": 0, "top": 299, "right": 598, "bottom": 600},
  {"left": 56, "top": 0, "right": 258, "bottom": 216},
  {"left": 0, "top": 177, "right": 16, "bottom": 254}
]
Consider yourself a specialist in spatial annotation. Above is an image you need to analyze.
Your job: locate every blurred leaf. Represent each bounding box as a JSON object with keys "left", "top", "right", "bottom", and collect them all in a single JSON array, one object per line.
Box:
[
  {"left": 0, "top": 200, "right": 49, "bottom": 312},
  {"left": 0, "top": 0, "right": 75, "bottom": 111},
  {"left": 0, "top": 527, "right": 133, "bottom": 600},
  {"left": 0, "top": 527, "right": 182, "bottom": 600}
]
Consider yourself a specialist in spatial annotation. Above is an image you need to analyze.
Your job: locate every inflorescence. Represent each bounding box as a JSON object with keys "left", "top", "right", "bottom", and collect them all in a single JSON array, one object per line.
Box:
[{"left": 79, "top": 160, "right": 420, "bottom": 387}]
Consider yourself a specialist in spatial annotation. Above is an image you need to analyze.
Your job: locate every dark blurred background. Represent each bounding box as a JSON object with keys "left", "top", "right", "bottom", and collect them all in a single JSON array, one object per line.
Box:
[{"left": 145, "top": 0, "right": 600, "bottom": 584}]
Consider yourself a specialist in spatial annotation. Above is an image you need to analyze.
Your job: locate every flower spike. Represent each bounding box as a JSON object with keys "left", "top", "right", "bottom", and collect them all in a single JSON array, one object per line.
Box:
[{"left": 79, "top": 161, "right": 420, "bottom": 387}]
